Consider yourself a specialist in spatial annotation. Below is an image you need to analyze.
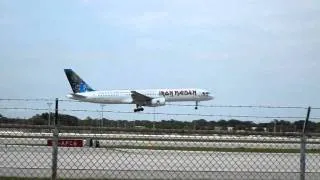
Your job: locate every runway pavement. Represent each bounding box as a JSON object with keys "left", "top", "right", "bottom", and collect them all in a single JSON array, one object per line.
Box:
[
  {"left": 1, "top": 145, "right": 320, "bottom": 180},
  {"left": 1, "top": 137, "right": 320, "bottom": 149}
]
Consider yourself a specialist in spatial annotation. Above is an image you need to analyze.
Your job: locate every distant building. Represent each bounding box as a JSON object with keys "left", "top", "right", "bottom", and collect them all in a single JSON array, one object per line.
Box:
[
  {"left": 214, "top": 126, "right": 222, "bottom": 131},
  {"left": 236, "top": 130, "right": 246, "bottom": 133},
  {"left": 227, "top": 127, "right": 234, "bottom": 132}
]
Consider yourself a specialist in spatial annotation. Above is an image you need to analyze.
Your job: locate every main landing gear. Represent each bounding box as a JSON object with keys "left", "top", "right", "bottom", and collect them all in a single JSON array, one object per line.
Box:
[
  {"left": 195, "top": 101, "right": 198, "bottom": 110},
  {"left": 134, "top": 104, "right": 144, "bottom": 112}
]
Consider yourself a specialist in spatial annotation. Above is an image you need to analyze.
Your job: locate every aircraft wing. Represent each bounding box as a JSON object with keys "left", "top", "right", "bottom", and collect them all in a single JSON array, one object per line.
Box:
[{"left": 131, "top": 91, "right": 152, "bottom": 103}]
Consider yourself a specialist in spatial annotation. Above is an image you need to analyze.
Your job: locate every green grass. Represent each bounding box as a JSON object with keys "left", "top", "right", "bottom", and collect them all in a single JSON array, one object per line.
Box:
[
  {"left": 104, "top": 145, "right": 320, "bottom": 153},
  {"left": 0, "top": 178, "right": 50, "bottom": 180},
  {"left": 0, "top": 178, "right": 122, "bottom": 180}
]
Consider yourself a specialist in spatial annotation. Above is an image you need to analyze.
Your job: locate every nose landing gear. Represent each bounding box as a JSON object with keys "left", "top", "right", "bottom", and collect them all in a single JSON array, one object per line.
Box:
[{"left": 195, "top": 101, "right": 198, "bottom": 110}]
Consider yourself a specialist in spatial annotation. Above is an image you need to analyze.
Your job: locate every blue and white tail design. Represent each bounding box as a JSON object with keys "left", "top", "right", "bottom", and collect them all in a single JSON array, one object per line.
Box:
[{"left": 64, "top": 69, "right": 95, "bottom": 93}]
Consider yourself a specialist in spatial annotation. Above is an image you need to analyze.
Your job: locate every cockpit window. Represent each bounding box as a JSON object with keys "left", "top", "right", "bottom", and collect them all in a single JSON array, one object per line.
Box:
[{"left": 202, "top": 92, "right": 210, "bottom": 96}]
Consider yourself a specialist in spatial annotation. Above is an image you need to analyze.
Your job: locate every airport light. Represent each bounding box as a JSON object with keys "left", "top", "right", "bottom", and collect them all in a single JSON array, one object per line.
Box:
[
  {"left": 153, "top": 107, "right": 156, "bottom": 130},
  {"left": 47, "top": 102, "right": 53, "bottom": 126},
  {"left": 100, "top": 104, "right": 105, "bottom": 127},
  {"left": 273, "top": 119, "right": 277, "bottom": 134}
]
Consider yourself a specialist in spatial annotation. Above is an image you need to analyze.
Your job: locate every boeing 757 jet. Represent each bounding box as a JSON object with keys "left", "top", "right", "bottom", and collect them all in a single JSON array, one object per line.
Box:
[{"left": 64, "top": 69, "right": 214, "bottom": 112}]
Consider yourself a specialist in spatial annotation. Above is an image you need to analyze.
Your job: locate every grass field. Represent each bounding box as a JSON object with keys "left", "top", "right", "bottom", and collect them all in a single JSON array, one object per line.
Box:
[{"left": 102, "top": 145, "right": 320, "bottom": 153}]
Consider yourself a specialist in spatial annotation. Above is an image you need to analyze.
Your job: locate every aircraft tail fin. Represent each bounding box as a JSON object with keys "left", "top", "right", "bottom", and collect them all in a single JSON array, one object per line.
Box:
[{"left": 64, "top": 69, "right": 95, "bottom": 93}]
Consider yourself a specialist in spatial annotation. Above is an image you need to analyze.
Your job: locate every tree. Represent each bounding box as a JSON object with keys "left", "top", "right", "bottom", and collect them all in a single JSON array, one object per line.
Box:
[
  {"left": 82, "top": 116, "right": 93, "bottom": 126},
  {"left": 294, "top": 120, "right": 305, "bottom": 132},
  {"left": 59, "top": 114, "right": 79, "bottom": 126},
  {"left": 217, "top": 119, "right": 227, "bottom": 126},
  {"left": 29, "top": 114, "right": 47, "bottom": 125},
  {"left": 255, "top": 126, "right": 266, "bottom": 132},
  {"left": 316, "top": 122, "right": 320, "bottom": 133},
  {"left": 192, "top": 119, "right": 208, "bottom": 130}
]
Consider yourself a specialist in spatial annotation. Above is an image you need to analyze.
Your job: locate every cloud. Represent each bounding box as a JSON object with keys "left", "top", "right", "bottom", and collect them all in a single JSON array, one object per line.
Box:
[
  {"left": 192, "top": 52, "right": 230, "bottom": 61},
  {"left": 1, "top": 0, "right": 320, "bottom": 119},
  {"left": 0, "top": 16, "right": 14, "bottom": 25},
  {"left": 134, "top": 37, "right": 173, "bottom": 50},
  {"left": 65, "top": 51, "right": 110, "bottom": 61},
  {"left": 127, "top": 11, "right": 169, "bottom": 25},
  {"left": 92, "top": 0, "right": 320, "bottom": 38},
  {"left": 80, "top": 0, "right": 91, "bottom": 4}
]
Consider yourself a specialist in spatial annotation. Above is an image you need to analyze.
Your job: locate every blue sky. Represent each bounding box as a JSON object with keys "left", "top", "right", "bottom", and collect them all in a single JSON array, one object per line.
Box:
[{"left": 0, "top": 0, "right": 320, "bottom": 122}]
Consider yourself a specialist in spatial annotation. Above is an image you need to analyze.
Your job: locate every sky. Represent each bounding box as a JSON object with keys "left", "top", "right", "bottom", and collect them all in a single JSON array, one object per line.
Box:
[{"left": 0, "top": 0, "right": 320, "bottom": 122}]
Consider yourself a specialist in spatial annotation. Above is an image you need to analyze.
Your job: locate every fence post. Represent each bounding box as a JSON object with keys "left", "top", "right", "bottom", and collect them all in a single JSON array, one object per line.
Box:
[
  {"left": 300, "top": 106, "right": 311, "bottom": 180},
  {"left": 51, "top": 98, "right": 59, "bottom": 180}
]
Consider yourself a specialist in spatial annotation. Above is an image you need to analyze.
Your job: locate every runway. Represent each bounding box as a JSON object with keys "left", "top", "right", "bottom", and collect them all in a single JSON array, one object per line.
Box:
[
  {"left": 1, "top": 145, "right": 320, "bottom": 180},
  {"left": 1, "top": 132, "right": 320, "bottom": 150},
  {"left": 1, "top": 138, "right": 320, "bottom": 150}
]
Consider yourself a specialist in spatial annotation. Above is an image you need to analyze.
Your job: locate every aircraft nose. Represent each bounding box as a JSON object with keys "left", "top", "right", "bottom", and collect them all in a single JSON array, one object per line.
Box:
[{"left": 209, "top": 95, "right": 214, "bottom": 100}]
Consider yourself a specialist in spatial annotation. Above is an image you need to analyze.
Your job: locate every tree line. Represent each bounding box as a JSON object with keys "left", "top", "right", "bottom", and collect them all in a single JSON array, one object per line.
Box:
[{"left": 0, "top": 113, "right": 319, "bottom": 133}]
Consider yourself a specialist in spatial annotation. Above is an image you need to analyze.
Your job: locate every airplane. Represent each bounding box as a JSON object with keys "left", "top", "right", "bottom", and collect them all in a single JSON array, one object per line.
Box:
[{"left": 64, "top": 69, "right": 214, "bottom": 112}]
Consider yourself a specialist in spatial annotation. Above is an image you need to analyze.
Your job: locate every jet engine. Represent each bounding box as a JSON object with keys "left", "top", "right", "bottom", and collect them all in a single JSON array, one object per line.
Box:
[{"left": 147, "top": 97, "right": 166, "bottom": 107}]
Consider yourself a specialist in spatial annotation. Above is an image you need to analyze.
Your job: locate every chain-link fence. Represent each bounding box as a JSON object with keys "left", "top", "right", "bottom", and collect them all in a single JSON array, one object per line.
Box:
[
  {"left": 1, "top": 98, "right": 320, "bottom": 180},
  {"left": 1, "top": 124, "right": 320, "bottom": 180}
]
